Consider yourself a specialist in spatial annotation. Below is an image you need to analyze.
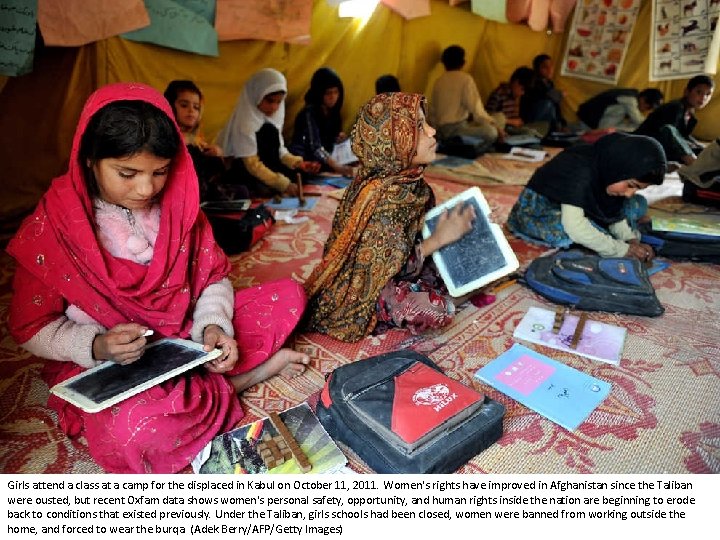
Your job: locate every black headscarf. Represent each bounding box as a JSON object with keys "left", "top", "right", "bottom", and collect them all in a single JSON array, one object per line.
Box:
[
  {"left": 527, "top": 132, "right": 666, "bottom": 225},
  {"left": 303, "top": 67, "right": 344, "bottom": 152}
]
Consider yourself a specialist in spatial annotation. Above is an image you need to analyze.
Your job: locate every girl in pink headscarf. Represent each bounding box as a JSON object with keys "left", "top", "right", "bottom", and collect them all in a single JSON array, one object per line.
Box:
[{"left": 7, "top": 82, "right": 309, "bottom": 473}]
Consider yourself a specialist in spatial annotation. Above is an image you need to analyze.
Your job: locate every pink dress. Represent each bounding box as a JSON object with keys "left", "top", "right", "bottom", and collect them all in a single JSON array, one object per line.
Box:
[{"left": 7, "top": 82, "right": 306, "bottom": 473}]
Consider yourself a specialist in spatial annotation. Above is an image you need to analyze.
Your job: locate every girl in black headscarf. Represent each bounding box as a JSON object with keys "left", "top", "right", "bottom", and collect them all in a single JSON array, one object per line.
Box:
[
  {"left": 290, "top": 67, "right": 354, "bottom": 176},
  {"left": 507, "top": 132, "right": 666, "bottom": 261}
]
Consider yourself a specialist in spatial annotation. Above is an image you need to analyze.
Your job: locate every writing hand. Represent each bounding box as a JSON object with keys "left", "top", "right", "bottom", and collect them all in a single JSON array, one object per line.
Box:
[{"left": 93, "top": 323, "right": 150, "bottom": 365}]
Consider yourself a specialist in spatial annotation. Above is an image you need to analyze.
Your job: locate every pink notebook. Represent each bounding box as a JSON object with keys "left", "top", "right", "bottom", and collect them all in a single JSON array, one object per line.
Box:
[{"left": 513, "top": 307, "right": 627, "bottom": 366}]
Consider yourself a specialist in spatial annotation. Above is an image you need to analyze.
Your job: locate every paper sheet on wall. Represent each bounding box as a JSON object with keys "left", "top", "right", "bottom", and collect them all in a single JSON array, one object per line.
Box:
[
  {"left": 122, "top": 0, "right": 218, "bottom": 57},
  {"left": 37, "top": 0, "right": 150, "bottom": 46},
  {"left": 650, "top": 0, "right": 720, "bottom": 81},
  {"left": 381, "top": 0, "right": 431, "bottom": 20},
  {"left": 0, "top": 0, "right": 37, "bottom": 76},
  {"left": 561, "top": 0, "right": 641, "bottom": 84},
  {"left": 215, "top": 0, "right": 312, "bottom": 44},
  {"left": 470, "top": 0, "right": 508, "bottom": 23}
]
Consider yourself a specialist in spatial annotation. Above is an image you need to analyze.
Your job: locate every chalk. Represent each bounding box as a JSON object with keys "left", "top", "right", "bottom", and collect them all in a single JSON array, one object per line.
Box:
[{"left": 142, "top": 329, "right": 154, "bottom": 337}]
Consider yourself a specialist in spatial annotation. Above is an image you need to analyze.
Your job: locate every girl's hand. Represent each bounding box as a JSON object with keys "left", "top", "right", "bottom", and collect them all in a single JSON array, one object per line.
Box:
[
  {"left": 423, "top": 203, "right": 476, "bottom": 256},
  {"left": 93, "top": 323, "right": 150, "bottom": 365},
  {"left": 202, "top": 324, "right": 238, "bottom": 374},
  {"left": 299, "top": 161, "right": 321, "bottom": 174},
  {"left": 202, "top": 144, "right": 224, "bottom": 157},
  {"left": 336, "top": 132, "right": 348, "bottom": 143},
  {"left": 626, "top": 241, "right": 654, "bottom": 262},
  {"left": 283, "top": 182, "right": 299, "bottom": 197}
]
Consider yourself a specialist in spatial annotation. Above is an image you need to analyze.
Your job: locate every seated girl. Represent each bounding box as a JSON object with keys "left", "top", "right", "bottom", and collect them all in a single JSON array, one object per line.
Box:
[
  {"left": 217, "top": 68, "right": 320, "bottom": 198},
  {"left": 7, "top": 83, "right": 309, "bottom": 474},
  {"left": 289, "top": 67, "right": 354, "bottom": 177},
  {"left": 304, "top": 92, "right": 476, "bottom": 343},
  {"left": 506, "top": 132, "right": 666, "bottom": 261},
  {"left": 163, "top": 79, "right": 247, "bottom": 201}
]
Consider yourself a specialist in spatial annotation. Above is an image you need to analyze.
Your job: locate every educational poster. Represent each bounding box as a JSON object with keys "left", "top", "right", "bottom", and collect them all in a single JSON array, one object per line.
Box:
[
  {"left": 651, "top": 0, "right": 720, "bottom": 81},
  {"left": 215, "top": 0, "right": 313, "bottom": 44},
  {"left": 0, "top": 0, "right": 37, "bottom": 77},
  {"left": 561, "top": 0, "right": 642, "bottom": 84},
  {"left": 37, "top": 0, "right": 150, "bottom": 47},
  {"left": 122, "top": 0, "right": 218, "bottom": 56}
]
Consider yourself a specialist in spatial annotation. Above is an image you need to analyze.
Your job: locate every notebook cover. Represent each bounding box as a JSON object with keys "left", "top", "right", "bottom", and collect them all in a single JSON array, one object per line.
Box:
[
  {"left": 474, "top": 343, "right": 611, "bottom": 431},
  {"left": 391, "top": 362, "right": 483, "bottom": 445},
  {"left": 513, "top": 307, "right": 627, "bottom": 365}
]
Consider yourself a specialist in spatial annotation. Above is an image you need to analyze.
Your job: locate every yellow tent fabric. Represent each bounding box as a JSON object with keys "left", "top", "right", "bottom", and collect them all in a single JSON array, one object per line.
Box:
[{"left": 1, "top": 0, "right": 718, "bottom": 227}]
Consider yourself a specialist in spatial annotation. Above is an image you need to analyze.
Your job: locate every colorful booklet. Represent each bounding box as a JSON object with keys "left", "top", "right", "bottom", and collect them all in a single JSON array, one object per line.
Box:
[
  {"left": 192, "top": 403, "right": 347, "bottom": 474},
  {"left": 474, "top": 343, "right": 611, "bottom": 431},
  {"left": 513, "top": 307, "right": 626, "bottom": 365}
]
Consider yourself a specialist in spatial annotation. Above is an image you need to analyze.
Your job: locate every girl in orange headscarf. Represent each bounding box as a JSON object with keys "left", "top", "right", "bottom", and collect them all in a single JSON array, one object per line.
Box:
[{"left": 304, "top": 92, "right": 475, "bottom": 342}]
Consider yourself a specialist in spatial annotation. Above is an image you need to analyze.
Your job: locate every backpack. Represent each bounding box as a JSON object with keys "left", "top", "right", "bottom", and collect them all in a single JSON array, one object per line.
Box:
[
  {"left": 640, "top": 223, "right": 720, "bottom": 263},
  {"left": 316, "top": 350, "right": 505, "bottom": 474},
  {"left": 523, "top": 250, "right": 664, "bottom": 317},
  {"left": 206, "top": 204, "right": 275, "bottom": 255}
]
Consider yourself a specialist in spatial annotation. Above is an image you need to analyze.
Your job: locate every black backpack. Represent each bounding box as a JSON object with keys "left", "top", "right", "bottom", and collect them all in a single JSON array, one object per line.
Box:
[
  {"left": 316, "top": 350, "right": 504, "bottom": 474},
  {"left": 523, "top": 250, "right": 664, "bottom": 317},
  {"left": 640, "top": 223, "right": 720, "bottom": 263}
]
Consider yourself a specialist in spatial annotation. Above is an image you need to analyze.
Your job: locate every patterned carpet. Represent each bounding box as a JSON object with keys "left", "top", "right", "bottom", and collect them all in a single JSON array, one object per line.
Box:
[{"left": 1, "top": 164, "right": 718, "bottom": 474}]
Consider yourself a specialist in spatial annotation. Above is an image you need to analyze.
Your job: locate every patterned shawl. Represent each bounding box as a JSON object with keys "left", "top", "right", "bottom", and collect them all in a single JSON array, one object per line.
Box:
[{"left": 304, "top": 93, "right": 433, "bottom": 342}]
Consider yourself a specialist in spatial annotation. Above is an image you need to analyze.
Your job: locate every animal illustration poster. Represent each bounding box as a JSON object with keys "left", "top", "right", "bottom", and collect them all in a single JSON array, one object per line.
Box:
[
  {"left": 561, "top": 0, "right": 642, "bottom": 84},
  {"left": 651, "top": 0, "right": 720, "bottom": 81}
]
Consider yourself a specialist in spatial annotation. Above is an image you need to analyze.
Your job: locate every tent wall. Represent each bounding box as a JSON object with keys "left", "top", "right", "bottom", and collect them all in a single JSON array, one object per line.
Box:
[{"left": 1, "top": 0, "right": 718, "bottom": 224}]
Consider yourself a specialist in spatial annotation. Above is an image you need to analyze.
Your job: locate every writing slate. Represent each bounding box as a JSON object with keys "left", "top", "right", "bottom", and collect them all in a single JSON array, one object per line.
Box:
[
  {"left": 50, "top": 339, "right": 221, "bottom": 413},
  {"left": 422, "top": 187, "right": 519, "bottom": 297}
]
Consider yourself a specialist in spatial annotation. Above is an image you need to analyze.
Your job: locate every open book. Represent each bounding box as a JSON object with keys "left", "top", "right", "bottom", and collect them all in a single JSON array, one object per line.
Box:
[{"left": 193, "top": 403, "right": 347, "bottom": 474}]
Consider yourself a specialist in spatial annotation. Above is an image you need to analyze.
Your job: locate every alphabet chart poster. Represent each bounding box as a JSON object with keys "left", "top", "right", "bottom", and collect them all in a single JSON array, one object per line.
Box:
[
  {"left": 561, "top": 0, "right": 642, "bottom": 84},
  {"left": 651, "top": 0, "right": 720, "bottom": 81}
]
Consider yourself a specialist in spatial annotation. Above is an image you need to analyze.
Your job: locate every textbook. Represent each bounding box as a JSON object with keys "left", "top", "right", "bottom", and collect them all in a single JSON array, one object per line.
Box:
[
  {"left": 474, "top": 343, "right": 611, "bottom": 431},
  {"left": 422, "top": 187, "right": 519, "bottom": 296},
  {"left": 513, "top": 306, "right": 627, "bottom": 366},
  {"left": 192, "top": 403, "right": 347, "bottom": 474}
]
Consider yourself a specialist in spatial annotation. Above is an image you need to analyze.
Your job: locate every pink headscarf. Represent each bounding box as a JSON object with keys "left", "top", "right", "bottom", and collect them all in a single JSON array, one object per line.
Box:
[{"left": 7, "top": 82, "right": 230, "bottom": 341}]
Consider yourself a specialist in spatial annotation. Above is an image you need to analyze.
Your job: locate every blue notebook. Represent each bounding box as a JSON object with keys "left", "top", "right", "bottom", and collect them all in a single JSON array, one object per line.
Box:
[
  {"left": 265, "top": 197, "right": 318, "bottom": 211},
  {"left": 474, "top": 343, "right": 611, "bottom": 431}
]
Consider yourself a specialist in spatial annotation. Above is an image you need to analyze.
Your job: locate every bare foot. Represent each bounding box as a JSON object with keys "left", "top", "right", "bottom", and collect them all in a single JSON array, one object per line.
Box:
[
  {"left": 265, "top": 348, "right": 310, "bottom": 379},
  {"left": 229, "top": 348, "right": 310, "bottom": 392}
]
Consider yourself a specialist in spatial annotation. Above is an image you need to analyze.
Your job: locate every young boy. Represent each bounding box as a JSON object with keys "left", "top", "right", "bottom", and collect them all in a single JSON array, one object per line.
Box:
[
  {"left": 634, "top": 75, "right": 714, "bottom": 165},
  {"left": 429, "top": 45, "right": 503, "bottom": 151},
  {"left": 486, "top": 66, "right": 534, "bottom": 128},
  {"left": 577, "top": 88, "right": 664, "bottom": 131}
]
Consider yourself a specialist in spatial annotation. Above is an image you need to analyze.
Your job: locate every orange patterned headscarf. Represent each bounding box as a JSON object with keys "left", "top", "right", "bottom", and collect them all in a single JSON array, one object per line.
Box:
[{"left": 304, "top": 93, "right": 433, "bottom": 342}]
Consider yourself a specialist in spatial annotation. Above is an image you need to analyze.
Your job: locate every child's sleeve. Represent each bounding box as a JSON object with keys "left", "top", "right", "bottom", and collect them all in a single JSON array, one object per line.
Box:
[
  {"left": 560, "top": 204, "right": 630, "bottom": 257},
  {"left": 190, "top": 277, "right": 235, "bottom": 343},
  {"left": 608, "top": 219, "right": 640, "bottom": 242},
  {"left": 241, "top": 155, "right": 291, "bottom": 192},
  {"left": 9, "top": 269, "right": 105, "bottom": 367}
]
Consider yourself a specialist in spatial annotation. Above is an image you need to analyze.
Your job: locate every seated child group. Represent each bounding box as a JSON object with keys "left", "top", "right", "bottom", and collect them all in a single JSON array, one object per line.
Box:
[{"left": 6, "top": 44, "right": 715, "bottom": 473}]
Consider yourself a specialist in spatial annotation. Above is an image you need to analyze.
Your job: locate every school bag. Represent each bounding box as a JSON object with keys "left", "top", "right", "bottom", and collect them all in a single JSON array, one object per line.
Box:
[
  {"left": 640, "top": 224, "right": 720, "bottom": 263},
  {"left": 522, "top": 250, "right": 664, "bottom": 317},
  {"left": 206, "top": 204, "right": 275, "bottom": 255},
  {"left": 316, "top": 349, "right": 505, "bottom": 474}
]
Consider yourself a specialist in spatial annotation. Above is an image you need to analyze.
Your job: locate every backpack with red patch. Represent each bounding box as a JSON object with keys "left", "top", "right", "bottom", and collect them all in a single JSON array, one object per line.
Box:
[{"left": 316, "top": 350, "right": 504, "bottom": 474}]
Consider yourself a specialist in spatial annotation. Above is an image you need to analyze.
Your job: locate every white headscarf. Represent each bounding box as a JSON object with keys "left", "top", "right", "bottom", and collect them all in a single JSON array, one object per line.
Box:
[{"left": 217, "top": 68, "right": 288, "bottom": 157}]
